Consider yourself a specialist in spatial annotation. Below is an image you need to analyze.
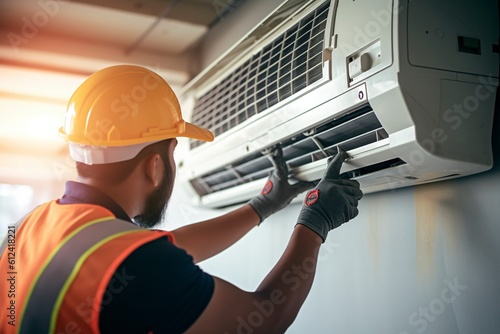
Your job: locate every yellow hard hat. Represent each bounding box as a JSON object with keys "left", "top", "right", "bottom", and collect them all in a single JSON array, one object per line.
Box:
[{"left": 59, "top": 65, "right": 214, "bottom": 164}]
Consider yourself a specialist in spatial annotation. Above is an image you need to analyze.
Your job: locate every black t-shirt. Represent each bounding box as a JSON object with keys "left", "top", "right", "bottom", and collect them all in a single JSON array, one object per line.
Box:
[{"left": 59, "top": 181, "right": 214, "bottom": 333}]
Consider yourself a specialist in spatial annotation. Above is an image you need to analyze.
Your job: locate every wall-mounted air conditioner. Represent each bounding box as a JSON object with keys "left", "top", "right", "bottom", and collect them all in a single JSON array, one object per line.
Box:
[{"left": 178, "top": 0, "right": 499, "bottom": 208}]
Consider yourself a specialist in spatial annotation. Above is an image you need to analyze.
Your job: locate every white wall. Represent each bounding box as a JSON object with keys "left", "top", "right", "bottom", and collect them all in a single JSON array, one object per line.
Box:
[{"left": 166, "top": 95, "right": 500, "bottom": 333}]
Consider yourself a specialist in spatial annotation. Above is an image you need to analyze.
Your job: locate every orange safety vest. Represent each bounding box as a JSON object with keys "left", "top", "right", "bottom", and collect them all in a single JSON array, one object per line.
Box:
[{"left": 0, "top": 201, "right": 174, "bottom": 334}]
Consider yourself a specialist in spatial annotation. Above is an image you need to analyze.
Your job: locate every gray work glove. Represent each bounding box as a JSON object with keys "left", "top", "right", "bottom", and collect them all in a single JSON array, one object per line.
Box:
[
  {"left": 249, "top": 145, "right": 314, "bottom": 223},
  {"left": 296, "top": 152, "right": 363, "bottom": 242}
]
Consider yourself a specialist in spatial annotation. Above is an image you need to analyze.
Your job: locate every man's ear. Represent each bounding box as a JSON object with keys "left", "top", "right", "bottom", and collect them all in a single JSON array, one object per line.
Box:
[{"left": 145, "top": 153, "right": 162, "bottom": 187}]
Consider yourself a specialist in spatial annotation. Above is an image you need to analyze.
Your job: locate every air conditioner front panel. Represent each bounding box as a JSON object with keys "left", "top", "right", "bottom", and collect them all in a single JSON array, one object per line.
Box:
[{"left": 179, "top": 0, "right": 498, "bottom": 209}]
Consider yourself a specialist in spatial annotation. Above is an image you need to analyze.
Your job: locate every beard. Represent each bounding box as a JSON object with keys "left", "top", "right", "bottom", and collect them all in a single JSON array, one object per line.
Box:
[{"left": 133, "top": 157, "right": 174, "bottom": 229}]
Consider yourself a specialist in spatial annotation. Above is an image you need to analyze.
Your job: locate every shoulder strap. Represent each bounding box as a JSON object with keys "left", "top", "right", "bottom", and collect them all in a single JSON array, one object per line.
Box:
[
  {"left": 19, "top": 217, "right": 145, "bottom": 334},
  {"left": 0, "top": 205, "right": 40, "bottom": 257}
]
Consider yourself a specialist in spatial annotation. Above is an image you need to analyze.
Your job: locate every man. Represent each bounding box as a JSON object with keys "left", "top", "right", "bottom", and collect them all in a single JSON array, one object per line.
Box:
[{"left": 0, "top": 65, "right": 362, "bottom": 333}]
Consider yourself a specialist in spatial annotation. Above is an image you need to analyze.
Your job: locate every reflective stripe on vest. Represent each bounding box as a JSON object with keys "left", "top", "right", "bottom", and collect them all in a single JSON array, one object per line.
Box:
[{"left": 18, "top": 217, "right": 145, "bottom": 334}]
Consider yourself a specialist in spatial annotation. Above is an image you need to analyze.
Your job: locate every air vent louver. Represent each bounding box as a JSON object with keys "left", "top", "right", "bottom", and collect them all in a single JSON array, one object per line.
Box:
[
  {"left": 190, "top": 106, "right": 397, "bottom": 198},
  {"left": 190, "top": 1, "right": 331, "bottom": 149}
]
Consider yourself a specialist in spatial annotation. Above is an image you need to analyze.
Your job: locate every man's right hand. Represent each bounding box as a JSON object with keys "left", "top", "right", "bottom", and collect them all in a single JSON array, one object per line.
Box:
[
  {"left": 296, "top": 151, "right": 363, "bottom": 242},
  {"left": 185, "top": 151, "right": 363, "bottom": 334}
]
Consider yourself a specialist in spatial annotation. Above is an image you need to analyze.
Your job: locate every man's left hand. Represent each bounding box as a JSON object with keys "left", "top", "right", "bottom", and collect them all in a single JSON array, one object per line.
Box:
[{"left": 248, "top": 145, "right": 314, "bottom": 223}]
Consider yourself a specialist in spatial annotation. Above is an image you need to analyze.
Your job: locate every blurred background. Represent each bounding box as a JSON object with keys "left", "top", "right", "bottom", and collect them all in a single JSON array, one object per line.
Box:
[{"left": 0, "top": 0, "right": 237, "bottom": 229}]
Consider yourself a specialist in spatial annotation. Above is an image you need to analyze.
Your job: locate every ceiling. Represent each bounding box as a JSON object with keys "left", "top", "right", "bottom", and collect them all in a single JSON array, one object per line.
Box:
[{"left": 0, "top": 0, "right": 242, "bottom": 178}]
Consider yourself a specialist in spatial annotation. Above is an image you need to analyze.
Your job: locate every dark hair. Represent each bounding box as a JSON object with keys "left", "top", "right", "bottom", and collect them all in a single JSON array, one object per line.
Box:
[{"left": 76, "top": 139, "right": 173, "bottom": 185}]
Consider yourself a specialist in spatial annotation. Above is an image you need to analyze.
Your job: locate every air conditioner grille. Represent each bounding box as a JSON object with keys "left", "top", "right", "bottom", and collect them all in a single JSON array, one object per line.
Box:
[
  {"left": 190, "top": 106, "right": 393, "bottom": 197},
  {"left": 190, "top": 1, "right": 331, "bottom": 149}
]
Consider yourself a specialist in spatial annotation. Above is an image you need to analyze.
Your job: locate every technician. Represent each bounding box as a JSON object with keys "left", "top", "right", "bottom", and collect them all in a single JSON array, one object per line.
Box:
[{"left": 0, "top": 65, "right": 362, "bottom": 334}]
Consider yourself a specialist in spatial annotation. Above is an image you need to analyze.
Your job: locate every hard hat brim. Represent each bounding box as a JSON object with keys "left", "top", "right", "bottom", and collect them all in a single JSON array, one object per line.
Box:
[
  {"left": 67, "top": 123, "right": 214, "bottom": 164},
  {"left": 183, "top": 122, "right": 214, "bottom": 142}
]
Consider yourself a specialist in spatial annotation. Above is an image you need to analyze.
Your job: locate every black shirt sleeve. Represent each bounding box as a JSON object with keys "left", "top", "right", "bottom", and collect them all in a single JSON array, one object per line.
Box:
[{"left": 99, "top": 237, "right": 214, "bottom": 334}]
